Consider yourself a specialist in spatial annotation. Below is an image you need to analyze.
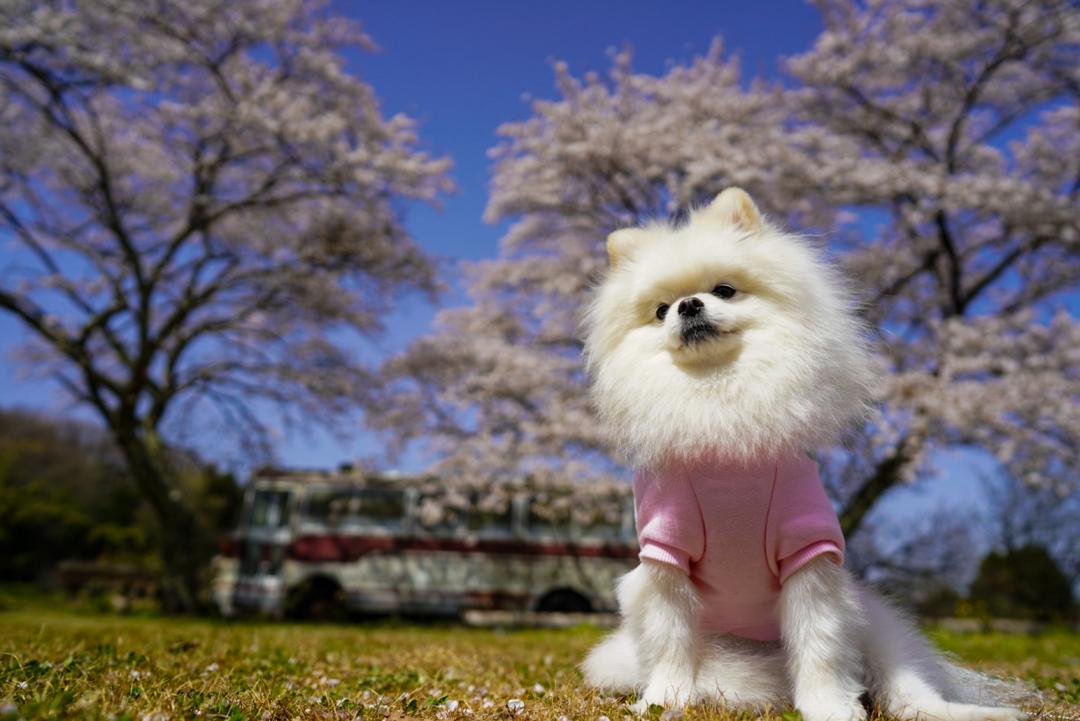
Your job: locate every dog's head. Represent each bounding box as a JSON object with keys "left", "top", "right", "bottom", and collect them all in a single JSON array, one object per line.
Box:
[{"left": 584, "top": 188, "right": 875, "bottom": 469}]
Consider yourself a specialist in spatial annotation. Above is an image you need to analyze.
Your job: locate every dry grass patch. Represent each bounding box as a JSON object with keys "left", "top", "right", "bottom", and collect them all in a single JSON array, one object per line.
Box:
[{"left": 0, "top": 611, "right": 1076, "bottom": 721}]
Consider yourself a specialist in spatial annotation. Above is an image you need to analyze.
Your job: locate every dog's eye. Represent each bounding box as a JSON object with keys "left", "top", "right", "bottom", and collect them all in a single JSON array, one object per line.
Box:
[
  {"left": 712, "top": 283, "right": 737, "bottom": 300},
  {"left": 656, "top": 303, "right": 669, "bottom": 321}
]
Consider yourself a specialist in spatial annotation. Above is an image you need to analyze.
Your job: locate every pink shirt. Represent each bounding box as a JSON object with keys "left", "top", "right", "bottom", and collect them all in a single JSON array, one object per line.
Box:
[{"left": 635, "top": 454, "right": 844, "bottom": 641}]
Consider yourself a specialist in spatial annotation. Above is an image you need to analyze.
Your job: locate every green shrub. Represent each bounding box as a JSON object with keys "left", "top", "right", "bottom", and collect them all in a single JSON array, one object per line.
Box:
[{"left": 968, "top": 545, "right": 1075, "bottom": 622}]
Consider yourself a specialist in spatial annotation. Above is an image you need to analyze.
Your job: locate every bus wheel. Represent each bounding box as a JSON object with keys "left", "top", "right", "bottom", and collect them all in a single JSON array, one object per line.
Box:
[
  {"left": 535, "top": 588, "right": 592, "bottom": 614},
  {"left": 287, "top": 576, "right": 348, "bottom": 622}
]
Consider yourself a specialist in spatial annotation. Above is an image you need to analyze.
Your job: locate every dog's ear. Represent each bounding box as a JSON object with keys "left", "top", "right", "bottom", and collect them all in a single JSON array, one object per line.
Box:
[
  {"left": 606, "top": 227, "right": 648, "bottom": 267},
  {"left": 700, "top": 187, "right": 764, "bottom": 233}
]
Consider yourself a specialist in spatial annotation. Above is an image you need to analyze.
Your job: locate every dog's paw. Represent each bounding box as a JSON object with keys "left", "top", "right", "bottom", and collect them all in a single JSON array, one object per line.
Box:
[
  {"left": 796, "top": 690, "right": 867, "bottom": 721},
  {"left": 633, "top": 673, "right": 697, "bottom": 712}
]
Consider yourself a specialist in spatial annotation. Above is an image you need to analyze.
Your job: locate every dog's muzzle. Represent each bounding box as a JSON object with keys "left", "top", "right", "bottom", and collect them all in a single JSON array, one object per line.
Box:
[{"left": 680, "top": 317, "right": 721, "bottom": 346}]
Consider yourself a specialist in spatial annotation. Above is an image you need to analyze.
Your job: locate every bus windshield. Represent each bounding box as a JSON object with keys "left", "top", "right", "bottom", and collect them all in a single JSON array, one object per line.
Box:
[{"left": 245, "top": 489, "right": 291, "bottom": 529}]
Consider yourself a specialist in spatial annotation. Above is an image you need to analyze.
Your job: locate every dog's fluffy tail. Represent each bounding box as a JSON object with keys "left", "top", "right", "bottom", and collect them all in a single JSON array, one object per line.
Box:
[
  {"left": 940, "top": 662, "right": 1042, "bottom": 709},
  {"left": 858, "top": 588, "right": 1039, "bottom": 712}
]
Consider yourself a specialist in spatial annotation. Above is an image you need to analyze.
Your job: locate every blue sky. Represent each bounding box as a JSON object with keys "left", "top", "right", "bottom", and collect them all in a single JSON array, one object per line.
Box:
[{"left": 0, "top": 0, "right": 1023, "bottom": 538}]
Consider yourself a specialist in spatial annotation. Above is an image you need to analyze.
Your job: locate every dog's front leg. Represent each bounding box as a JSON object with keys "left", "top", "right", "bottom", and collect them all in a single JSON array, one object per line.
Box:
[
  {"left": 619, "top": 560, "right": 701, "bottom": 711},
  {"left": 779, "top": 556, "right": 867, "bottom": 721}
]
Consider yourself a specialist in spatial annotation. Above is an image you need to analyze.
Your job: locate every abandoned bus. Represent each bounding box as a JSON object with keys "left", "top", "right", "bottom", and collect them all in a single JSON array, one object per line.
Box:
[{"left": 212, "top": 467, "right": 637, "bottom": 619}]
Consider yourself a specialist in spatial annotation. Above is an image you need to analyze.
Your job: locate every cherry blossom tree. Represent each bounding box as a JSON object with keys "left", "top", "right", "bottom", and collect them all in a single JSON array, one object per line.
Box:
[
  {"left": 789, "top": 0, "right": 1080, "bottom": 534},
  {"left": 0, "top": 0, "right": 451, "bottom": 609},
  {"left": 373, "top": 0, "right": 1079, "bottom": 542}
]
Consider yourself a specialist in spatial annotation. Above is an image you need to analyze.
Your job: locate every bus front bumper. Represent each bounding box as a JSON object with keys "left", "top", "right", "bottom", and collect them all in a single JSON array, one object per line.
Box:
[{"left": 232, "top": 576, "right": 285, "bottom": 616}]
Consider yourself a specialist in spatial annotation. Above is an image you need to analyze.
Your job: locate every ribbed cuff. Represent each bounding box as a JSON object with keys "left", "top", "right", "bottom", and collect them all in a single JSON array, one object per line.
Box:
[
  {"left": 639, "top": 541, "right": 691, "bottom": 574},
  {"left": 778, "top": 541, "right": 843, "bottom": 584}
]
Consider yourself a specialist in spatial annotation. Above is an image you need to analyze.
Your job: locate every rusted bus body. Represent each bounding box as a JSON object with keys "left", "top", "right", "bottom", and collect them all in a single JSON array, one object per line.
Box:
[{"left": 212, "top": 468, "right": 637, "bottom": 618}]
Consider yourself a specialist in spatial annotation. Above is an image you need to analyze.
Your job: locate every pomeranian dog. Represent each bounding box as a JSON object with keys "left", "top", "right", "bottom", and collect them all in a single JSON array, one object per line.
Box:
[{"left": 580, "top": 188, "right": 1026, "bottom": 721}]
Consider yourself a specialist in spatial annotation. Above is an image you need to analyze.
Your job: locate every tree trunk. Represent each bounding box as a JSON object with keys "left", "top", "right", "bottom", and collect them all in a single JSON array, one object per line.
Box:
[
  {"left": 838, "top": 443, "right": 912, "bottom": 539},
  {"left": 113, "top": 428, "right": 207, "bottom": 613}
]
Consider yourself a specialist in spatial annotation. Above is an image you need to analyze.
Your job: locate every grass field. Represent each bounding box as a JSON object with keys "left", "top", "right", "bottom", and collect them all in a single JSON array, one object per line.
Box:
[{"left": 1, "top": 609, "right": 1077, "bottom": 721}]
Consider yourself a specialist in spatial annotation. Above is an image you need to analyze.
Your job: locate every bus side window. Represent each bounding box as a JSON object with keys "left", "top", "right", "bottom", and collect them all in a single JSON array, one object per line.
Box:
[
  {"left": 299, "top": 487, "right": 406, "bottom": 533},
  {"left": 575, "top": 513, "right": 623, "bottom": 542},
  {"left": 526, "top": 499, "right": 571, "bottom": 538},
  {"left": 623, "top": 498, "right": 637, "bottom": 543},
  {"left": 415, "top": 494, "right": 464, "bottom": 537},
  {"left": 467, "top": 502, "right": 513, "bottom": 539},
  {"left": 348, "top": 489, "right": 406, "bottom": 532},
  {"left": 303, "top": 487, "right": 353, "bottom": 526}
]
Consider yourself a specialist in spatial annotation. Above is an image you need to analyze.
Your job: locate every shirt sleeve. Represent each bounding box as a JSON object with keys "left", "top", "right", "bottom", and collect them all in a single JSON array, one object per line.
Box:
[
  {"left": 634, "top": 469, "right": 705, "bottom": 575},
  {"left": 766, "top": 455, "right": 845, "bottom": 584}
]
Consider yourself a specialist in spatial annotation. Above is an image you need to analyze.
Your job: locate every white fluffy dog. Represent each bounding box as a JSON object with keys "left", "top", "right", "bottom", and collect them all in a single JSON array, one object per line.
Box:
[{"left": 580, "top": 188, "right": 1025, "bottom": 721}]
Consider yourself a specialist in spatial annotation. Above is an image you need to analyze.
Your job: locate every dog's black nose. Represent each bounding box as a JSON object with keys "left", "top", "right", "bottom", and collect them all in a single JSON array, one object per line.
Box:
[{"left": 678, "top": 296, "right": 704, "bottom": 318}]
